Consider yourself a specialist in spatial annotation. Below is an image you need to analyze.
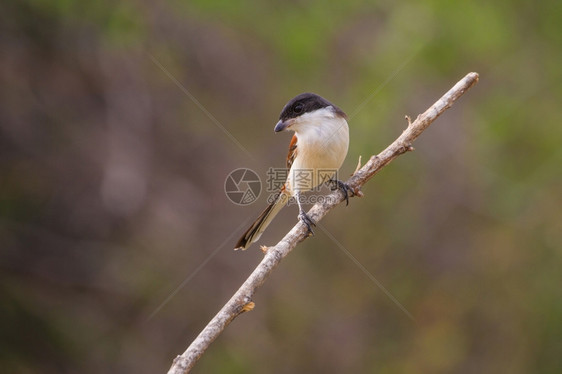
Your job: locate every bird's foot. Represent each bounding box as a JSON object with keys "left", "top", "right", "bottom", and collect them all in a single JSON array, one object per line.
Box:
[
  {"left": 330, "top": 179, "right": 356, "bottom": 206},
  {"left": 298, "top": 211, "right": 316, "bottom": 237}
]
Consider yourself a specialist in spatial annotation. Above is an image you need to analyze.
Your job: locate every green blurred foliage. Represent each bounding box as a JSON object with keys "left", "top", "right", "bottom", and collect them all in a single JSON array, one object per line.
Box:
[{"left": 1, "top": 0, "right": 561, "bottom": 373}]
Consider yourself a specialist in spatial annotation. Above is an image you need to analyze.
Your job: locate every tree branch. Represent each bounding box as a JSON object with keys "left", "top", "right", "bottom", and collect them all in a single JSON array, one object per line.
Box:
[{"left": 167, "top": 72, "right": 479, "bottom": 374}]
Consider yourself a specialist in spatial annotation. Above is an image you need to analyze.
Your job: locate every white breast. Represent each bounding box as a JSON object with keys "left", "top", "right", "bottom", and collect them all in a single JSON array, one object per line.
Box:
[{"left": 287, "top": 107, "right": 349, "bottom": 194}]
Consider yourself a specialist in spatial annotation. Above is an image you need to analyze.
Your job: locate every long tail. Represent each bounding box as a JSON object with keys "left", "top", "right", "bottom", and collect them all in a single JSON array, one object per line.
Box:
[{"left": 235, "top": 191, "right": 289, "bottom": 250}]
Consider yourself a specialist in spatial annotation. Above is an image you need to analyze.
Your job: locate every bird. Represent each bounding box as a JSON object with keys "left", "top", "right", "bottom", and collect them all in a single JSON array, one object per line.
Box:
[{"left": 235, "top": 93, "right": 351, "bottom": 250}]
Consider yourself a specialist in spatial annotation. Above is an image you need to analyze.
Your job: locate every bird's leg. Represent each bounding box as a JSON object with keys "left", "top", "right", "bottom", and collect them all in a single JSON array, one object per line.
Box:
[
  {"left": 329, "top": 179, "right": 356, "bottom": 206},
  {"left": 295, "top": 191, "right": 315, "bottom": 236}
]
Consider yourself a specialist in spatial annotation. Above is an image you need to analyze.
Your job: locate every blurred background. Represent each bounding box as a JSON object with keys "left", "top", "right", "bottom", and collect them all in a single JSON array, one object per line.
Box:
[{"left": 1, "top": 0, "right": 561, "bottom": 373}]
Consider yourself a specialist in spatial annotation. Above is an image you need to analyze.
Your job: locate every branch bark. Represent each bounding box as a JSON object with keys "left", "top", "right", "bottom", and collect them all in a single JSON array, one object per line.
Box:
[{"left": 167, "top": 72, "right": 479, "bottom": 374}]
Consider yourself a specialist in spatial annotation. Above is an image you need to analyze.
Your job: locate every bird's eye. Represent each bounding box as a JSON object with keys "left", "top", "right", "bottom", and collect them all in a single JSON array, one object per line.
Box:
[{"left": 293, "top": 103, "right": 304, "bottom": 114}]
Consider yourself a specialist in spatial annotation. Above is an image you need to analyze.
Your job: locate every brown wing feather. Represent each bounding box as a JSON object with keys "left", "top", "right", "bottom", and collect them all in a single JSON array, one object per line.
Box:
[{"left": 287, "top": 135, "right": 298, "bottom": 169}]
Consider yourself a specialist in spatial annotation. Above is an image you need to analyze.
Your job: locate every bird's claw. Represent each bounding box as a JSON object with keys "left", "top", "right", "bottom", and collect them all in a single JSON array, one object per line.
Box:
[
  {"left": 298, "top": 212, "right": 316, "bottom": 237},
  {"left": 330, "top": 179, "right": 355, "bottom": 206}
]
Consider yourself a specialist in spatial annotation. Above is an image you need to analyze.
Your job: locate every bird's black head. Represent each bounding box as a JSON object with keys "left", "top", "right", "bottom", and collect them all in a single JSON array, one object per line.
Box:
[
  {"left": 279, "top": 93, "right": 340, "bottom": 121},
  {"left": 275, "top": 93, "right": 346, "bottom": 132}
]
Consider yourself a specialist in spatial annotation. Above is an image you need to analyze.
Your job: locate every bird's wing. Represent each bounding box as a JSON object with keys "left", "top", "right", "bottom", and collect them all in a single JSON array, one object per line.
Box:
[{"left": 286, "top": 134, "right": 298, "bottom": 169}]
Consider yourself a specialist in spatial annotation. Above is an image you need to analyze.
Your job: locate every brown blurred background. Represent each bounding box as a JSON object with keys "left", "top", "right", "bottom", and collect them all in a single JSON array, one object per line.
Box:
[{"left": 1, "top": 0, "right": 561, "bottom": 373}]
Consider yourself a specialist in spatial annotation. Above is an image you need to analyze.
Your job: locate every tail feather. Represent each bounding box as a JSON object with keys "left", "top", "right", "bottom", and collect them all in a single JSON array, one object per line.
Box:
[{"left": 235, "top": 192, "right": 288, "bottom": 250}]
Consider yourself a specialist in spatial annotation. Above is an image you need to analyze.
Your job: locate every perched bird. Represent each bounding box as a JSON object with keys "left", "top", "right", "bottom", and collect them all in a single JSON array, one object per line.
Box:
[{"left": 235, "top": 93, "right": 350, "bottom": 250}]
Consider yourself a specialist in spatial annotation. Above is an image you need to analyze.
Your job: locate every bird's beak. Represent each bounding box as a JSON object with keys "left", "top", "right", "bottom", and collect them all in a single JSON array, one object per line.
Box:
[{"left": 274, "top": 119, "right": 289, "bottom": 132}]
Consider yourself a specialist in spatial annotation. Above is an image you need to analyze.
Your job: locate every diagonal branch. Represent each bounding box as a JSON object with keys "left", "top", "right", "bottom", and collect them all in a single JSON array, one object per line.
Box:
[{"left": 167, "top": 72, "right": 479, "bottom": 374}]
